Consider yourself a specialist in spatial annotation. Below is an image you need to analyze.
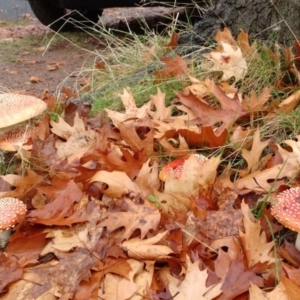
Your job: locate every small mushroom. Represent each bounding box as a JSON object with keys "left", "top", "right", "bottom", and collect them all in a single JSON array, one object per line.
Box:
[
  {"left": 0, "top": 197, "right": 27, "bottom": 249},
  {"left": 271, "top": 187, "right": 300, "bottom": 251},
  {"left": 0, "top": 93, "right": 47, "bottom": 151},
  {"left": 159, "top": 154, "right": 208, "bottom": 181}
]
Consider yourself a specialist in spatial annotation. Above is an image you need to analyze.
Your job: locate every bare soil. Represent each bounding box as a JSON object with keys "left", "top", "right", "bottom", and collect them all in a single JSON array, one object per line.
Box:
[{"left": 0, "top": 7, "right": 182, "bottom": 97}]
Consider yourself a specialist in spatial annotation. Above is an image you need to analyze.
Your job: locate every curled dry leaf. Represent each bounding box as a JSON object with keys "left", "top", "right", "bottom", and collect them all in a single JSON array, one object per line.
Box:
[{"left": 122, "top": 231, "right": 174, "bottom": 259}]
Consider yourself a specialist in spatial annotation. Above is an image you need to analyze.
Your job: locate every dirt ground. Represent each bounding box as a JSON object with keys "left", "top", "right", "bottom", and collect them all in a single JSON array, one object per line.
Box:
[{"left": 0, "top": 7, "right": 182, "bottom": 97}]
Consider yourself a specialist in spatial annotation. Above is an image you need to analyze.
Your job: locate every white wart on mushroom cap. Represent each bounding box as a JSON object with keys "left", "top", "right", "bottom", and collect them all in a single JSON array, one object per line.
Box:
[
  {"left": 0, "top": 93, "right": 47, "bottom": 134},
  {"left": 271, "top": 187, "right": 300, "bottom": 250}
]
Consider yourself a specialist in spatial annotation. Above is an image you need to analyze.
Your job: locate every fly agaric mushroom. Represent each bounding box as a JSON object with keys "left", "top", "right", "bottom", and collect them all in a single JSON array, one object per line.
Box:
[
  {"left": 271, "top": 187, "right": 300, "bottom": 251},
  {"left": 159, "top": 154, "right": 208, "bottom": 181},
  {"left": 0, "top": 93, "right": 47, "bottom": 151},
  {"left": 0, "top": 197, "right": 27, "bottom": 248},
  {"left": 0, "top": 126, "right": 39, "bottom": 151},
  {"left": 0, "top": 93, "right": 47, "bottom": 136}
]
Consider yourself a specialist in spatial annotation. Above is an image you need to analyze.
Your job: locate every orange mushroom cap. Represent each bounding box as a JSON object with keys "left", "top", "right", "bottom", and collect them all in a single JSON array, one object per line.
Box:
[
  {"left": 0, "top": 198, "right": 27, "bottom": 231},
  {"left": 0, "top": 93, "right": 47, "bottom": 130},
  {"left": 271, "top": 187, "right": 300, "bottom": 232},
  {"left": 159, "top": 154, "right": 208, "bottom": 181},
  {"left": 0, "top": 126, "right": 38, "bottom": 151}
]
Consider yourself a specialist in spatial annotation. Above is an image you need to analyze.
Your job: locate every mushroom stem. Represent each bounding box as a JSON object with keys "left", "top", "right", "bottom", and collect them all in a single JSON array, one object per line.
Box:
[
  {"left": 0, "top": 228, "right": 11, "bottom": 249},
  {"left": 295, "top": 233, "right": 300, "bottom": 251}
]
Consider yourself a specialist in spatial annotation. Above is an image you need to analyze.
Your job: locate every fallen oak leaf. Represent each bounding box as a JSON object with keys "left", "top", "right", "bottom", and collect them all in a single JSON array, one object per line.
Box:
[
  {"left": 27, "top": 179, "right": 87, "bottom": 226},
  {"left": 98, "top": 198, "right": 160, "bottom": 240},
  {"left": 239, "top": 128, "right": 270, "bottom": 177},
  {"left": 154, "top": 54, "right": 188, "bottom": 80},
  {"left": 249, "top": 281, "right": 289, "bottom": 300},
  {"left": 204, "top": 41, "right": 247, "bottom": 82},
  {"left": 175, "top": 82, "right": 247, "bottom": 136},
  {"left": 106, "top": 88, "right": 151, "bottom": 126},
  {"left": 240, "top": 202, "right": 275, "bottom": 267},
  {"left": 160, "top": 256, "right": 222, "bottom": 300},
  {"left": 90, "top": 170, "right": 140, "bottom": 198},
  {"left": 121, "top": 231, "right": 174, "bottom": 259},
  {"left": 234, "top": 136, "right": 300, "bottom": 192}
]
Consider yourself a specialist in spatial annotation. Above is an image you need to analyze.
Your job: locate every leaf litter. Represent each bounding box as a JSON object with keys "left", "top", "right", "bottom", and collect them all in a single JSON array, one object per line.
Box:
[{"left": 2, "top": 27, "right": 300, "bottom": 299}]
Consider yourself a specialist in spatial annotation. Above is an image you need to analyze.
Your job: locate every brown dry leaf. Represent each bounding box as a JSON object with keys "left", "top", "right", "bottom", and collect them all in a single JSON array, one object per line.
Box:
[
  {"left": 204, "top": 41, "right": 247, "bottom": 82},
  {"left": 249, "top": 281, "right": 289, "bottom": 300},
  {"left": 117, "top": 122, "right": 154, "bottom": 155},
  {"left": 0, "top": 169, "right": 43, "bottom": 198},
  {"left": 167, "top": 32, "right": 180, "bottom": 49},
  {"left": 239, "top": 129, "right": 270, "bottom": 177},
  {"left": 2, "top": 248, "right": 98, "bottom": 300},
  {"left": 236, "top": 29, "right": 251, "bottom": 55},
  {"left": 96, "top": 146, "right": 146, "bottom": 180},
  {"left": 160, "top": 126, "right": 227, "bottom": 151},
  {"left": 27, "top": 179, "right": 87, "bottom": 226},
  {"left": 160, "top": 256, "right": 222, "bottom": 300},
  {"left": 98, "top": 273, "right": 139, "bottom": 300},
  {"left": 185, "top": 76, "right": 211, "bottom": 98},
  {"left": 0, "top": 252, "right": 23, "bottom": 293},
  {"left": 280, "top": 275, "right": 300, "bottom": 299},
  {"left": 230, "top": 126, "right": 252, "bottom": 149},
  {"left": 154, "top": 118, "right": 199, "bottom": 139},
  {"left": 90, "top": 170, "right": 140, "bottom": 198},
  {"left": 276, "top": 89, "right": 300, "bottom": 114},
  {"left": 239, "top": 202, "right": 275, "bottom": 267},
  {"left": 129, "top": 261, "right": 155, "bottom": 300},
  {"left": 158, "top": 134, "right": 191, "bottom": 157},
  {"left": 29, "top": 76, "right": 42, "bottom": 83},
  {"left": 50, "top": 112, "right": 97, "bottom": 158},
  {"left": 283, "top": 263, "right": 300, "bottom": 286},
  {"left": 154, "top": 55, "right": 188, "bottom": 80},
  {"left": 135, "top": 160, "right": 160, "bottom": 198},
  {"left": 98, "top": 198, "right": 160, "bottom": 240},
  {"left": 41, "top": 202, "right": 103, "bottom": 254},
  {"left": 46, "top": 61, "right": 64, "bottom": 71},
  {"left": 176, "top": 82, "right": 247, "bottom": 135},
  {"left": 106, "top": 88, "right": 151, "bottom": 126},
  {"left": 243, "top": 87, "right": 272, "bottom": 113},
  {"left": 148, "top": 88, "right": 173, "bottom": 120},
  {"left": 234, "top": 136, "right": 300, "bottom": 192},
  {"left": 121, "top": 231, "right": 174, "bottom": 259},
  {"left": 215, "top": 27, "right": 237, "bottom": 47},
  {"left": 218, "top": 252, "right": 264, "bottom": 299}
]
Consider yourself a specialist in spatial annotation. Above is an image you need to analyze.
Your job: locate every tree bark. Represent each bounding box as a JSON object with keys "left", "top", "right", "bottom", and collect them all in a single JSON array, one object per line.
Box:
[{"left": 179, "top": 0, "right": 300, "bottom": 46}]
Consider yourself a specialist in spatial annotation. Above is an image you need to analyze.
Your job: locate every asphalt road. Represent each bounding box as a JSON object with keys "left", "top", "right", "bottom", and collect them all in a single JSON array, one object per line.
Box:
[{"left": 0, "top": 0, "right": 33, "bottom": 20}]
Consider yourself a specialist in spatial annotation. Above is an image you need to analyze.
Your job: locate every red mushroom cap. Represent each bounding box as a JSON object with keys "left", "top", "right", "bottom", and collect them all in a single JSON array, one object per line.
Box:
[
  {"left": 159, "top": 154, "right": 208, "bottom": 181},
  {"left": 271, "top": 187, "right": 300, "bottom": 232},
  {"left": 0, "top": 198, "right": 27, "bottom": 231}
]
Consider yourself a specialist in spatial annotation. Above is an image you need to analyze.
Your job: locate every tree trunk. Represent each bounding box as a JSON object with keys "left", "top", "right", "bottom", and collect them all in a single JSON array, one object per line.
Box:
[{"left": 179, "top": 0, "right": 300, "bottom": 46}]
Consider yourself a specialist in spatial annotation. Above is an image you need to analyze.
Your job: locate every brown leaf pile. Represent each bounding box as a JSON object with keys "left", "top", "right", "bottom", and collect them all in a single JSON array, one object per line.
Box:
[{"left": 2, "top": 28, "right": 300, "bottom": 299}]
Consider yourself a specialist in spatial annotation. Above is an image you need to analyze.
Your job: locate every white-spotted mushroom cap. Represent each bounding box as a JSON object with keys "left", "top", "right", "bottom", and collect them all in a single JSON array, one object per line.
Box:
[
  {"left": 159, "top": 154, "right": 208, "bottom": 181},
  {"left": 0, "top": 198, "right": 27, "bottom": 231},
  {"left": 0, "top": 94, "right": 47, "bottom": 130},
  {"left": 0, "top": 126, "right": 38, "bottom": 151},
  {"left": 271, "top": 187, "right": 300, "bottom": 232}
]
